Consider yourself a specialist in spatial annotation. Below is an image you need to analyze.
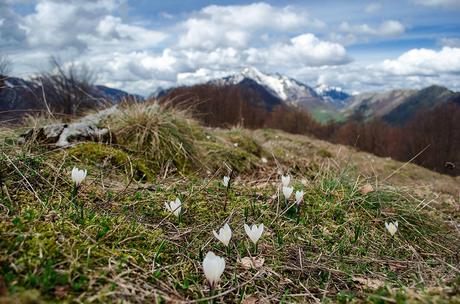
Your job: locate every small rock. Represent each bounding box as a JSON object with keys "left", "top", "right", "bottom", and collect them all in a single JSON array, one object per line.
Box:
[{"left": 20, "top": 107, "right": 118, "bottom": 147}]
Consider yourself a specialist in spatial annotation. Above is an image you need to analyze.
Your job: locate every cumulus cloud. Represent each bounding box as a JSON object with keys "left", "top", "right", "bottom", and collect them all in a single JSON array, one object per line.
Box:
[
  {"left": 246, "top": 34, "right": 351, "bottom": 68},
  {"left": 178, "top": 2, "right": 324, "bottom": 49},
  {"left": 380, "top": 47, "right": 460, "bottom": 76},
  {"left": 339, "top": 20, "right": 405, "bottom": 37},
  {"left": 3, "top": 0, "right": 460, "bottom": 95},
  {"left": 177, "top": 68, "right": 231, "bottom": 85},
  {"left": 22, "top": 0, "right": 165, "bottom": 51},
  {"left": 0, "top": 1, "right": 27, "bottom": 46}
]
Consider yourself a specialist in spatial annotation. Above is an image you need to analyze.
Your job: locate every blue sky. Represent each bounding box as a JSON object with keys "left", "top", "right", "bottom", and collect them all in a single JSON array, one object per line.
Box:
[{"left": 1, "top": 0, "right": 460, "bottom": 95}]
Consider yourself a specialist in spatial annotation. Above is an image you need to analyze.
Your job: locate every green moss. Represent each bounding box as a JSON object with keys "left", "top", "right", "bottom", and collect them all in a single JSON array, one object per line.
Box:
[
  {"left": 67, "top": 142, "right": 155, "bottom": 181},
  {"left": 1, "top": 123, "right": 458, "bottom": 303},
  {"left": 221, "top": 128, "right": 262, "bottom": 156},
  {"left": 317, "top": 148, "right": 333, "bottom": 158},
  {"left": 199, "top": 140, "right": 259, "bottom": 172}
]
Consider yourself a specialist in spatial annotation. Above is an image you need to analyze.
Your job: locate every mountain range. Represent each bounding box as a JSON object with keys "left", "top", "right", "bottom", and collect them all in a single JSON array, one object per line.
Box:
[
  {"left": 174, "top": 67, "right": 459, "bottom": 124},
  {"left": 0, "top": 76, "right": 142, "bottom": 122},
  {"left": 2, "top": 67, "right": 459, "bottom": 125},
  {"left": 207, "top": 67, "right": 349, "bottom": 121}
]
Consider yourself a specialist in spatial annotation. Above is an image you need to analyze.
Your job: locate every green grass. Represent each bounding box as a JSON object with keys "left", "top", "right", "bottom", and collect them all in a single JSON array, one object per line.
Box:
[
  {"left": 311, "top": 108, "right": 347, "bottom": 124},
  {"left": 0, "top": 106, "right": 459, "bottom": 303}
]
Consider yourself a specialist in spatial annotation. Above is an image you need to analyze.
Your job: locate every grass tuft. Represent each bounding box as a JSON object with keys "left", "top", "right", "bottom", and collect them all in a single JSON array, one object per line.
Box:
[{"left": 105, "top": 101, "right": 203, "bottom": 173}]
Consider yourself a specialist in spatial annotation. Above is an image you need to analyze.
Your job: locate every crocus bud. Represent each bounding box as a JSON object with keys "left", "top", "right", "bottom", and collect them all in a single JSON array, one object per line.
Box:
[
  {"left": 244, "top": 223, "right": 264, "bottom": 244},
  {"left": 71, "top": 167, "right": 87, "bottom": 186},
  {"left": 282, "top": 186, "right": 293, "bottom": 200},
  {"left": 295, "top": 190, "right": 304, "bottom": 205},
  {"left": 203, "top": 251, "right": 225, "bottom": 288},
  {"left": 281, "top": 175, "right": 290, "bottom": 187},
  {"left": 223, "top": 176, "right": 230, "bottom": 187},
  {"left": 385, "top": 221, "right": 398, "bottom": 236},
  {"left": 165, "top": 198, "right": 182, "bottom": 217},
  {"left": 212, "top": 223, "right": 232, "bottom": 246}
]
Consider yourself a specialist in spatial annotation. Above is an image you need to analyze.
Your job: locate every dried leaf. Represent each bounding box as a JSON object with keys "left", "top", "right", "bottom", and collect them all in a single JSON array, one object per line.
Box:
[
  {"left": 242, "top": 296, "right": 270, "bottom": 304},
  {"left": 352, "top": 276, "right": 384, "bottom": 289},
  {"left": 54, "top": 285, "right": 70, "bottom": 299},
  {"left": 0, "top": 276, "right": 8, "bottom": 296},
  {"left": 239, "top": 257, "right": 265, "bottom": 269},
  {"left": 359, "top": 184, "right": 374, "bottom": 195},
  {"left": 242, "top": 297, "right": 258, "bottom": 304}
]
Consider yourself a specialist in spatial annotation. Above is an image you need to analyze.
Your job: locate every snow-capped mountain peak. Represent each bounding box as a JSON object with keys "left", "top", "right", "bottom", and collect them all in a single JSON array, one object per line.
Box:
[
  {"left": 213, "top": 67, "right": 319, "bottom": 105},
  {"left": 315, "top": 84, "right": 351, "bottom": 108},
  {"left": 315, "top": 84, "right": 343, "bottom": 95}
]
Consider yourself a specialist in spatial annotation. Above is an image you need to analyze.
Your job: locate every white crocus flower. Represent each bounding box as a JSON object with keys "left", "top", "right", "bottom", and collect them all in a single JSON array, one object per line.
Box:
[
  {"left": 385, "top": 221, "right": 398, "bottom": 236},
  {"left": 282, "top": 186, "right": 293, "bottom": 200},
  {"left": 295, "top": 190, "right": 304, "bottom": 205},
  {"left": 203, "top": 251, "right": 226, "bottom": 288},
  {"left": 261, "top": 157, "right": 268, "bottom": 163},
  {"left": 281, "top": 175, "right": 290, "bottom": 187},
  {"left": 212, "top": 223, "right": 232, "bottom": 246},
  {"left": 244, "top": 223, "right": 264, "bottom": 244},
  {"left": 165, "top": 198, "right": 182, "bottom": 217},
  {"left": 71, "top": 167, "right": 87, "bottom": 186},
  {"left": 223, "top": 176, "right": 230, "bottom": 187}
]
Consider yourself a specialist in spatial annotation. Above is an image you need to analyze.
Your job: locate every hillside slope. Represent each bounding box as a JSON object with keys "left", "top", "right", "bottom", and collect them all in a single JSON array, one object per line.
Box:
[
  {"left": 383, "top": 85, "right": 459, "bottom": 124},
  {"left": 0, "top": 104, "right": 458, "bottom": 303}
]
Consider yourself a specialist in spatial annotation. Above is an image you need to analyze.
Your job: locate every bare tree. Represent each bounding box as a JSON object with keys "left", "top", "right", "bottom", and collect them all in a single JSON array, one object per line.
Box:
[
  {"left": 31, "top": 57, "right": 101, "bottom": 117},
  {"left": 0, "top": 55, "right": 11, "bottom": 77}
]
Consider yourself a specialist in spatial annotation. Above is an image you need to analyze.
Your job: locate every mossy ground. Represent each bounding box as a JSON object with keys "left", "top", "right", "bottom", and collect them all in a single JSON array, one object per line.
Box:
[{"left": 0, "top": 117, "right": 459, "bottom": 303}]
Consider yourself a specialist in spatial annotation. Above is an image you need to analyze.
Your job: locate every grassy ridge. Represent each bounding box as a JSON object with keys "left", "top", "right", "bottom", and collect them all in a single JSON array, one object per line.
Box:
[{"left": 0, "top": 103, "right": 459, "bottom": 303}]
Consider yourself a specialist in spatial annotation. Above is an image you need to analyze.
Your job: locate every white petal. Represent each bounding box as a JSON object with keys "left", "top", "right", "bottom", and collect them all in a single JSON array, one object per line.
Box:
[{"left": 203, "top": 251, "right": 225, "bottom": 286}]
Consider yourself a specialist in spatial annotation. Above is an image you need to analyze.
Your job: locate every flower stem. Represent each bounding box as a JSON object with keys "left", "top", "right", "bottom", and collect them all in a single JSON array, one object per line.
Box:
[
  {"left": 223, "top": 170, "right": 234, "bottom": 212},
  {"left": 71, "top": 184, "right": 78, "bottom": 209},
  {"left": 71, "top": 184, "right": 84, "bottom": 223},
  {"left": 224, "top": 189, "right": 229, "bottom": 212},
  {"left": 80, "top": 203, "right": 84, "bottom": 224},
  {"left": 209, "top": 283, "right": 215, "bottom": 304},
  {"left": 296, "top": 205, "right": 300, "bottom": 224}
]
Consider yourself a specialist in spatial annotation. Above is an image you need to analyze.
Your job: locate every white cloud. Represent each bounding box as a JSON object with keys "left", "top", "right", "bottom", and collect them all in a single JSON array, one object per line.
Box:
[
  {"left": 439, "top": 37, "right": 460, "bottom": 47},
  {"left": 182, "top": 48, "right": 244, "bottom": 70},
  {"left": 22, "top": 0, "right": 165, "bottom": 51},
  {"left": 177, "top": 68, "right": 230, "bottom": 85},
  {"left": 365, "top": 3, "right": 382, "bottom": 13},
  {"left": 4, "top": 1, "right": 460, "bottom": 95},
  {"left": 381, "top": 47, "right": 460, "bottom": 75},
  {"left": 412, "top": 0, "right": 460, "bottom": 8},
  {"left": 246, "top": 34, "right": 351, "bottom": 68},
  {"left": 178, "top": 2, "right": 324, "bottom": 49},
  {"left": 339, "top": 20, "right": 405, "bottom": 37},
  {"left": 92, "top": 49, "right": 179, "bottom": 82}
]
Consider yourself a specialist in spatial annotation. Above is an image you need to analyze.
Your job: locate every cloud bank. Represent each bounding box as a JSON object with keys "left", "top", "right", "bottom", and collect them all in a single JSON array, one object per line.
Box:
[{"left": 1, "top": 0, "right": 459, "bottom": 95}]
